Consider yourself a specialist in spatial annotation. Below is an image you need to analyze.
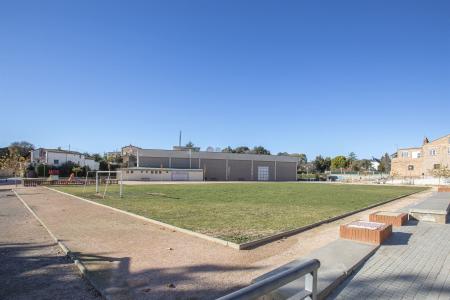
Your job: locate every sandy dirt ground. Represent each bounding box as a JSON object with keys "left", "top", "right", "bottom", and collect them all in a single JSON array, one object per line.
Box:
[
  {"left": 12, "top": 186, "right": 432, "bottom": 299},
  {"left": 0, "top": 189, "right": 100, "bottom": 300}
]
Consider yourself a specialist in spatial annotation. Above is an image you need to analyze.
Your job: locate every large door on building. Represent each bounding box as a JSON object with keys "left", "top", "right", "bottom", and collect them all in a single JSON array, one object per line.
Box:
[{"left": 257, "top": 166, "right": 269, "bottom": 181}]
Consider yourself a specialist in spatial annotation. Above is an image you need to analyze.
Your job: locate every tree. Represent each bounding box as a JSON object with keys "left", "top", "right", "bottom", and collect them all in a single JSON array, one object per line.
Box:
[
  {"left": 72, "top": 166, "right": 83, "bottom": 177},
  {"left": 9, "top": 141, "right": 34, "bottom": 158},
  {"left": 222, "top": 146, "right": 234, "bottom": 153},
  {"left": 251, "top": 146, "right": 271, "bottom": 155},
  {"left": 58, "top": 162, "right": 78, "bottom": 177},
  {"left": 331, "top": 155, "right": 348, "bottom": 170},
  {"left": 347, "top": 152, "right": 357, "bottom": 163},
  {"left": 92, "top": 153, "right": 104, "bottom": 162},
  {"left": 234, "top": 146, "right": 250, "bottom": 154},
  {"left": 314, "top": 155, "right": 331, "bottom": 173},
  {"left": 378, "top": 153, "right": 391, "bottom": 173},
  {"left": 185, "top": 141, "right": 195, "bottom": 148},
  {"left": 99, "top": 160, "right": 109, "bottom": 171},
  {"left": 277, "top": 152, "right": 289, "bottom": 156},
  {"left": 347, "top": 152, "right": 357, "bottom": 170},
  {"left": 288, "top": 153, "right": 307, "bottom": 164},
  {"left": 359, "top": 159, "right": 372, "bottom": 171},
  {"left": 0, "top": 147, "right": 27, "bottom": 176},
  {"left": 432, "top": 165, "right": 450, "bottom": 185}
]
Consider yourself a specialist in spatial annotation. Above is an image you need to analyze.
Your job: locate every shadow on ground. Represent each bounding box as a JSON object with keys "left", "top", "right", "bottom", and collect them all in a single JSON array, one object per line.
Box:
[
  {"left": 0, "top": 242, "right": 100, "bottom": 300},
  {"left": 69, "top": 250, "right": 261, "bottom": 299},
  {"left": 383, "top": 231, "right": 412, "bottom": 246},
  {"left": 0, "top": 242, "right": 259, "bottom": 300}
]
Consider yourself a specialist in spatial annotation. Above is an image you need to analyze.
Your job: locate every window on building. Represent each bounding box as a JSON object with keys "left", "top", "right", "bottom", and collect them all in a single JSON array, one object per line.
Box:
[
  {"left": 159, "top": 170, "right": 162, "bottom": 174},
  {"left": 448, "top": 147, "right": 450, "bottom": 155},
  {"left": 434, "top": 164, "right": 441, "bottom": 170},
  {"left": 401, "top": 151, "right": 409, "bottom": 158},
  {"left": 417, "top": 152, "right": 422, "bottom": 158},
  {"left": 151, "top": 170, "right": 154, "bottom": 174},
  {"left": 54, "top": 159, "right": 59, "bottom": 164},
  {"left": 408, "top": 165, "right": 414, "bottom": 171},
  {"left": 130, "top": 170, "right": 134, "bottom": 174},
  {"left": 430, "top": 149, "right": 436, "bottom": 156}
]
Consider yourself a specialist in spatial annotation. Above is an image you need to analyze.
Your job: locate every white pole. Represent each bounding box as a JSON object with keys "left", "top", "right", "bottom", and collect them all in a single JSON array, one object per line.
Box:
[
  {"left": 119, "top": 171, "right": 123, "bottom": 198},
  {"left": 95, "top": 172, "right": 99, "bottom": 193},
  {"left": 83, "top": 171, "right": 89, "bottom": 193},
  {"left": 137, "top": 149, "right": 140, "bottom": 167}
]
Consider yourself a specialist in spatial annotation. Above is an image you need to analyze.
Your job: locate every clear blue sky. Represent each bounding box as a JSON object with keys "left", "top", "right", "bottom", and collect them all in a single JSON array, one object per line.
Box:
[{"left": 1, "top": 0, "right": 449, "bottom": 160}]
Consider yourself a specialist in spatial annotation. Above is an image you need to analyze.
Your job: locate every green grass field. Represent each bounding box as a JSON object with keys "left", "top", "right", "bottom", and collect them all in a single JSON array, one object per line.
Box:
[{"left": 55, "top": 183, "right": 426, "bottom": 243}]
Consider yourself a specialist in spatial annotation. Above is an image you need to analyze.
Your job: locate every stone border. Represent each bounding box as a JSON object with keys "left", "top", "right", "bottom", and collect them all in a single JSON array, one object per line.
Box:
[
  {"left": 238, "top": 189, "right": 427, "bottom": 249},
  {"left": 46, "top": 186, "right": 427, "bottom": 250},
  {"left": 12, "top": 190, "right": 109, "bottom": 300},
  {"left": 45, "top": 187, "right": 241, "bottom": 249}
]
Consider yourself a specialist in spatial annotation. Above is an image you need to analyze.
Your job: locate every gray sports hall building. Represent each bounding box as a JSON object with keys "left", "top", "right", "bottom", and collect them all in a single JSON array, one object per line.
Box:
[{"left": 121, "top": 145, "right": 298, "bottom": 181}]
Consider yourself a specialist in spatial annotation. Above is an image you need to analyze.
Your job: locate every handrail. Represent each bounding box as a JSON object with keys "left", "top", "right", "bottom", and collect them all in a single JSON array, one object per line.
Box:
[{"left": 216, "top": 259, "right": 320, "bottom": 300}]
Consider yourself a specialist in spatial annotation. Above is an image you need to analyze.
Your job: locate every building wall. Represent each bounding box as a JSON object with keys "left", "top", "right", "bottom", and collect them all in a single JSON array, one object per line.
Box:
[
  {"left": 120, "top": 168, "right": 203, "bottom": 181},
  {"left": 170, "top": 157, "right": 200, "bottom": 169},
  {"left": 276, "top": 161, "right": 297, "bottom": 181},
  {"left": 391, "top": 134, "right": 450, "bottom": 177},
  {"left": 139, "top": 156, "right": 170, "bottom": 168},
  {"left": 31, "top": 150, "right": 99, "bottom": 170},
  {"left": 124, "top": 146, "right": 299, "bottom": 181},
  {"left": 139, "top": 157, "right": 298, "bottom": 181},
  {"left": 228, "top": 160, "right": 252, "bottom": 181},
  {"left": 201, "top": 159, "right": 227, "bottom": 181},
  {"left": 422, "top": 137, "right": 450, "bottom": 175}
]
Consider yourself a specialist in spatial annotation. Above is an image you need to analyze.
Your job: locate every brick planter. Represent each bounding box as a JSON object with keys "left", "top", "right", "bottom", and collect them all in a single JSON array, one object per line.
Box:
[
  {"left": 437, "top": 186, "right": 450, "bottom": 192},
  {"left": 369, "top": 211, "right": 408, "bottom": 227},
  {"left": 340, "top": 221, "right": 392, "bottom": 245}
]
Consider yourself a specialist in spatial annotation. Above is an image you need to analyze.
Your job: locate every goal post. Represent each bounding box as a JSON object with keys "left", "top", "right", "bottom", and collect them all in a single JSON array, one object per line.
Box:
[
  {"left": 83, "top": 170, "right": 97, "bottom": 194},
  {"left": 95, "top": 171, "right": 123, "bottom": 198}
]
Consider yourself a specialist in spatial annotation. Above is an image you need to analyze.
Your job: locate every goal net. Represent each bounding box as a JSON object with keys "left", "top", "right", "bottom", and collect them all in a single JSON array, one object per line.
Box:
[{"left": 94, "top": 171, "right": 123, "bottom": 198}]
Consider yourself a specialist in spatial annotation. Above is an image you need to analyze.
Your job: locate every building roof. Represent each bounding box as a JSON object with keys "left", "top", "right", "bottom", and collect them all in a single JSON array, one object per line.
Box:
[
  {"left": 397, "top": 133, "right": 450, "bottom": 151},
  {"left": 37, "top": 147, "right": 83, "bottom": 155},
  {"left": 397, "top": 147, "right": 422, "bottom": 151},
  {"left": 124, "top": 146, "right": 299, "bottom": 163},
  {"left": 35, "top": 148, "right": 97, "bottom": 161}
]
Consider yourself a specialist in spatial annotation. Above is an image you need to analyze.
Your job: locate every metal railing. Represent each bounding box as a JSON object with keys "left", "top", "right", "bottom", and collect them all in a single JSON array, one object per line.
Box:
[
  {"left": 22, "top": 178, "right": 102, "bottom": 187},
  {"left": 217, "top": 259, "right": 320, "bottom": 300}
]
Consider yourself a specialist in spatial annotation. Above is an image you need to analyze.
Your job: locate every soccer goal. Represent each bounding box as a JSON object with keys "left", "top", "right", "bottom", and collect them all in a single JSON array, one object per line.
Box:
[{"left": 95, "top": 171, "right": 123, "bottom": 198}]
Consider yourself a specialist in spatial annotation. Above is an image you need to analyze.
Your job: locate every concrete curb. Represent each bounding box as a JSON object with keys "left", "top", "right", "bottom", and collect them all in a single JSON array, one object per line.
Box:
[
  {"left": 12, "top": 190, "right": 109, "bottom": 300},
  {"left": 318, "top": 244, "right": 380, "bottom": 300},
  {"left": 238, "top": 189, "right": 428, "bottom": 249},
  {"left": 45, "top": 187, "right": 241, "bottom": 249},
  {"left": 45, "top": 186, "right": 427, "bottom": 250}
]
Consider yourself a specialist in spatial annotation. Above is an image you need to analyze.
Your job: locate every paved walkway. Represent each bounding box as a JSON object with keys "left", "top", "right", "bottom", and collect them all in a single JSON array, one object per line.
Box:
[
  {"left": 12, "top": 187, "right": 431, "bottom": 299},
  {"left": 329, "top": 221, "right": 450, "bottom": 299},
  {"left": 0, "top": 190, "right": 99, "bottom": 300}
]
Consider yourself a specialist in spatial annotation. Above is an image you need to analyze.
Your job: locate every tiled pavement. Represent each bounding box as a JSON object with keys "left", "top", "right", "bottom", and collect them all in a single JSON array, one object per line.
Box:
[{"left": 329, "top": 221, "right": 450, "bottom": 299}]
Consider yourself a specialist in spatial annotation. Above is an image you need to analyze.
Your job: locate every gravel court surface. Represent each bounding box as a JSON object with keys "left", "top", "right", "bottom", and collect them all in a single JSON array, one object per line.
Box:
[
  {"left": 0, "top": 189, "right": 100, "bottom": 300},
  {"left": 13, "top": 186, "right": 432, "bottom": 299}
]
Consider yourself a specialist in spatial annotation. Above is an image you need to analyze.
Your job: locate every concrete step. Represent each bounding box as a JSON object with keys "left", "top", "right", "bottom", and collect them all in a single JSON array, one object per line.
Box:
[
  {"left": 409, "top": 192, "right": 449, "bottom": 224},
  {"left": 252, "top": 239, "right": 378, "bottom": 300}
]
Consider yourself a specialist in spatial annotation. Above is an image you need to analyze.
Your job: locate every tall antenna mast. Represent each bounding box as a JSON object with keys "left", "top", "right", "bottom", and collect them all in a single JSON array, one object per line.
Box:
[{"left": 179, "top": 130, "right": 182, "bottom": 147}]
